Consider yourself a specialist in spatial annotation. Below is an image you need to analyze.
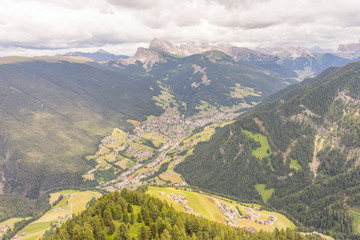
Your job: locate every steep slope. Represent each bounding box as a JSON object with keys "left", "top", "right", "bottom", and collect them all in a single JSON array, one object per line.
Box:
[
  {"left": 43, "top": 188, "right": 312, "bottom": 240},
  {"left": 0, "top": 59, "right": 163, "bottom": 198},
  {"left": 176, "top": 61, "right": 360, "bottom": 238},
  {"left": 118, "top": 50, "right": 297, "bottom": 116}
]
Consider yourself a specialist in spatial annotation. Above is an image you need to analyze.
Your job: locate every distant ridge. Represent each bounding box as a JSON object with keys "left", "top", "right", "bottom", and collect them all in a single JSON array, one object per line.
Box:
[
  {"left": 119, "top": 38, "right": 357, "bottom": 79},
  {"left": 58, "top": 49, "right": 128, "bottom": 61}
]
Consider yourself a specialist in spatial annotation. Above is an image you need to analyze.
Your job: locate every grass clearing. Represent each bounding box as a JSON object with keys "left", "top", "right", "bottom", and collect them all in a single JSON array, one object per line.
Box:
[
  {"left": 350, "top": 209, "right": 360, "bottom": 234},
  {"left": 111, "top": 128, "right": 127, "bottom": 140},
  {"left": 126, "top": 119, "right": 141, "bottom": 127},
  {"left": 290, "top": 159, "right": 302, "bottom": 172},
  {"left": 124, "top": 160, "right": 135, "bottom": 168},
  {"left": 229, "top": 83, "right": 262, "bottom": 99},
  {"left": 159, "top": 170, "right": 183, "bottom": 184},
  {"left": 242, "top": 129, "right": 272, "bottom": 159},
  {"left": 255, "top": 184, "right": 274, "bottom": 204}
]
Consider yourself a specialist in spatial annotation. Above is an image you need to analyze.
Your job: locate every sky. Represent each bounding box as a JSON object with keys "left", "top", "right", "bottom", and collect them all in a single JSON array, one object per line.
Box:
[{"left": 0, "top": 0, "right": 360, "bottom": 56}]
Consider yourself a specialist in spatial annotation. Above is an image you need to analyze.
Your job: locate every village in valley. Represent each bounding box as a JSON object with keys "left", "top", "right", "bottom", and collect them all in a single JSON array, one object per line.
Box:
[{"left": 82, "top": 83, "right": 254, "bottom": 192}]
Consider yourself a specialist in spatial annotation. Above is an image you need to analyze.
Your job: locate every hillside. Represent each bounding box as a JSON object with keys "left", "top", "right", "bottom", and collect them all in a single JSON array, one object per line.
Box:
[
  {"left": 146, "top": 186, "right": 296, "bottom": 232},
  {"left": 0, "top": 59, "right": 163, "bottom": 198},
  {"left": 44, "top": 187, "right": 315, "bottom": 240},
  {"left": 176, "top": 61, "right": 360, "bottom": 238},
  {"left": 117, "top": 49, "right": 296, "bottom": 116}
]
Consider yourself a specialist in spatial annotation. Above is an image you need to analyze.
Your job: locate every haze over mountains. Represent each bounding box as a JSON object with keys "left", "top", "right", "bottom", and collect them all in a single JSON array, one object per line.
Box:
[
  {"left": 117, "top": 38, "right": 360, "bottom": 80},
  {"left": 59, "top": 49, "right": 128, "bottom": 62},
  {"left": 1, "top": 38, "right": 360, "bottom": 239}
]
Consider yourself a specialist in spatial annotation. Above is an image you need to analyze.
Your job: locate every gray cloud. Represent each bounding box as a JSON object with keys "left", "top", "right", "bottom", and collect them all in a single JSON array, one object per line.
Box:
[
  {"left": 106, "top": 0, "right": 158, "bottom": 9},
  {"left": 0, "top": 0, "right": 360, "bottom": 56}
]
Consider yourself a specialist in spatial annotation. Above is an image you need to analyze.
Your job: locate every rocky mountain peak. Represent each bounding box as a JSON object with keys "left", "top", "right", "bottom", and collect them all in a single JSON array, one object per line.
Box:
[
  {"left": 149, "top": 38, "right": 179, "bottom": 55},
  {"left": 118, "top": 47, "right": 164, "bottom": 68},
  {"left": 96, "top": 49, "right": 109, "bottom": 54},
  {"left": 259, "top": 46, "right": 314, "bottom": 59},
  {"left": 336, "top": 40, "right": 360, "bottom": 59}
]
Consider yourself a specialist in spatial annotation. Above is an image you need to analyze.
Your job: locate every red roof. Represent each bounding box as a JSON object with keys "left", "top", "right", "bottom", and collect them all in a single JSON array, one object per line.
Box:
[{"left": 128, "top": 174, "right": 136, "bottom": 179}]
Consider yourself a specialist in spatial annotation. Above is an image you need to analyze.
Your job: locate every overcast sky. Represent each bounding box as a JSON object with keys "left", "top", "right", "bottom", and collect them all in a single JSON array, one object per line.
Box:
[{"left": 0, "top": 0, "right": 359, "bottom": 56}]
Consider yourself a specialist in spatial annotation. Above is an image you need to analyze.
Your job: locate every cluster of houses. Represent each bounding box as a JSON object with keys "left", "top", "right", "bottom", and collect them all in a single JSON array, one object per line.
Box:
[
  {"left": 146, "top": 152, "right": 166, "bottom": 168},
  {"left": 243, "top": 207, "right": 260, "bottom": 220},
  {"left": 265, "top": 215, "right": 276, "bottom": 225},
  {"left": 0, "top": 225, "right": 27, "bottom": 239},
  {"left": 216, "top": 199, "right": 241, "bottom": 227},
  {"left": 135, "top": 107, "right": 190, "bottom": 141},
  {"left": 169, "top": 193, "right": 196, "bottom": 213},
  {"left": 126, "top": 147, "right": 153, "bottom": 162},
  {"left": 0, "top": 224, "right": 9, "bottom": 238}
]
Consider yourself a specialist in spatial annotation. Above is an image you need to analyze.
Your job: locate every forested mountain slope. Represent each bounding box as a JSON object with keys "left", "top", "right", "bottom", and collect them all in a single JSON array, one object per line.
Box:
[
  {"left": 0, "top": 59, "right": 163, "bottom": 198},
  {"left": 176, "top": 61, "right": 360, "bottom": 238},
  {"left": 117, "top": 50, "right": 296, "bottom": 116}
]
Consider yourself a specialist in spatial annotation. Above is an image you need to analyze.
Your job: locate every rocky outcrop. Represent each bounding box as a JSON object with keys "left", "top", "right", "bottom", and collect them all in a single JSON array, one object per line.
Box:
[
  {"left": 337, "top": 41, "right": 360, "bottom": 59},
  {"left": 259, "top": 46, "right": 315, "bottom": 61},
  {"left": 118, "top": 47, "right": 165, "bottom": 69}
]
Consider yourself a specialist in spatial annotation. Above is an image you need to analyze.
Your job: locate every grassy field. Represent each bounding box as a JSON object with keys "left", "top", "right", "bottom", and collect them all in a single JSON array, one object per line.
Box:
[
  {"left": 16, "top": 190, "right": 102, "bottom": 240},
  {"left": 126, "top": 119, "right": 141, "bottom": 127},
  {"left": 0, "top": 218, "right": 31, "bottom": 230},
  {"left": 147, "top": 186, "right": 225, "bottom": 223},
  {"left": 142, "top": 132, "right": 166, "bottom": 148},
  {"left": 229, "top": 83, "right": 262, "bottom": 99},
  {"left": 350, "top": 208, "right": 360, "bottom": 234},
  {"left": 254, "top": 184, "right": 274, "bottom": 204},
  {"left": 242, "top": 130, "right": 272, "bottom": 159},
  {"left": 146, "top": 186, "right": 294, "bottom": 232},
  {"left": 290, "top": 159, "right": 302, "bottom": 172},
  {"left": 159, "top": 170, "right": 183, "bottom": 184}
]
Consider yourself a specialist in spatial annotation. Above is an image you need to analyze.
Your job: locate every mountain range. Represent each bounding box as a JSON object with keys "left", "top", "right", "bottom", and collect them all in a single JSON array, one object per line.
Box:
[
  {"left": 118, "top": 38, "right": 360, "bottom": 80},
  {"left": 58, "top": 49, "right": 128, "bottom": 61},
  {"left": 1, "top": 39, "right": 360, "bottom": 238}
]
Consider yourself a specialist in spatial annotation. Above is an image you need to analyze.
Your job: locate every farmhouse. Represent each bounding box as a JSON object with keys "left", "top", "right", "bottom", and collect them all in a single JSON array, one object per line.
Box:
[{"left": 245, "top": 214, "right": 253, "bottom": 219}]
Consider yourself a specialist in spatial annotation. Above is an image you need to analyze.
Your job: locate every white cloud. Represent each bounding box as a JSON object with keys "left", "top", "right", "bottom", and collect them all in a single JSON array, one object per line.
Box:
[{"left": 0, "top": 0, "right": 359, "bottom": 56}]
